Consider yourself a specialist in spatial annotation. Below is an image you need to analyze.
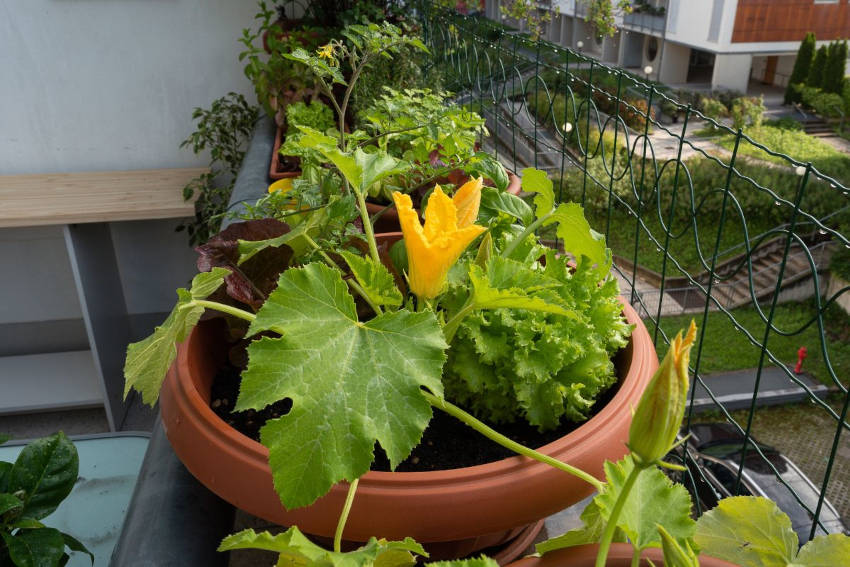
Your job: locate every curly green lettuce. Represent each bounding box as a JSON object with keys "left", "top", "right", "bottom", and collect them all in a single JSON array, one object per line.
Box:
[{"left": 444, "top": 253, "right": 632, "bottom": 431}]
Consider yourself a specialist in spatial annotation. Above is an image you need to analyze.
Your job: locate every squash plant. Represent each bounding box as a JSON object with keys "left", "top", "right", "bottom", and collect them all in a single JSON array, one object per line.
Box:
[{"left": 0, "top": 433, "right": 92, "bottom": 567}]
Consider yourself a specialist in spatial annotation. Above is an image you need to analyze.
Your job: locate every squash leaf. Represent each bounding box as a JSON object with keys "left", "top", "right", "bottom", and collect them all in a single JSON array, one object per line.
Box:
[
  {"left": 237, "top": 263, "right": 447, "bottom": 508},
  {"left": 521, "top": 167, "right": 554, "bottom": 219},
  {"left": 543, "top": 203, "right": 611, "bottom": 276},
  {"left": 795, "top": 533, "right": 850, "bottom": 567},
  {"left": 536, "top": 498, "right": 627, "bottom": 554},
  {"left": 123, "top": 268, "right": 229, "bottom": 405},
  {"left": 218, "top": 527, "right": 426, "bottom": 567},
  {"left": 340, "top": 251, "right": 403, "bottom": 308},
  {"left": 695, "top": 496, "right": 797, "bottom": 567},
  {"left": 595, "top": 457, "right": 696, "bottom": 552}
]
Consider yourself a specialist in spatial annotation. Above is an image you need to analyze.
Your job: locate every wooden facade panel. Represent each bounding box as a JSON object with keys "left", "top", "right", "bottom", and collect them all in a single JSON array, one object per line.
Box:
[{"left": 732, "top": 0, "right": 850, "bottom": 43}]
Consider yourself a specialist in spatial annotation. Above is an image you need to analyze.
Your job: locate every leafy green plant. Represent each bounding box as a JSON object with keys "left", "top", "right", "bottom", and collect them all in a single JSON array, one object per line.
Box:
[
  {"left": 730, "top": 96, "right": 765, "bottom": 130},
  {"left": 698, "top": 97, "right": 727, "bottom": 120},
  {"left": 580, "top": 0, "right": 633, "bottom": 40},
  {"left": 499, "top": 0, "right": 555, "bottom": 41},
  {"left": 179, "top": 92, "right": 260, "bottom": 245},
  {"left": 823, "top": 40, "right": 848, "bottom": 94},
  {"left": 0, "top": 433, "right": 92, "bottom": 567},
  {"left": 239, "top": 1, "right": 326, "bottom": 126}
]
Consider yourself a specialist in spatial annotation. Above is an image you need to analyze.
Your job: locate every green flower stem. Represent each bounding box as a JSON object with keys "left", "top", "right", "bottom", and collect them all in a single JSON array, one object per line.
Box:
[
  {"left": 353, "top": 187, "right": 382, "bottom": 266},
  {"left": 442, "top": 300, "right": 475, "bottom": 344},
  {"left": 595, "top": 463, "right": 644, "bottom": 567},
  {"left": 630, "top": 546, "right": 641, "bottom": 567},
  {"left": 334, "top": 478, "right": 360, "bottom": 553},
  {"left": 422, "top": 391, "right": 605, "bottom": 492},
  {"left": 501, "top": 211, "right": 552, "bottom": 259},
  {"left": 193, "top": 300, "right": 256, "bottom": 323},
  {"left": 303, "top": 234, "right": 383, "bottom": 316}
]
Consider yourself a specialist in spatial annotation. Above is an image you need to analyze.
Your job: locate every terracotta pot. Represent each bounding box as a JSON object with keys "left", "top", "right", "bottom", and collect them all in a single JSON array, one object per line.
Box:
[
  {"left": 508, "top": 543, "right": 738, "bottom": 567},
  {"left": 269, "top": 124, "right": 301, "bottom": 181},
  {"left": 366, "top": 170, "right": 523, "bottom": 232},
  {"left": 159, "top": 270, "right": 657, "bottom": 559}
]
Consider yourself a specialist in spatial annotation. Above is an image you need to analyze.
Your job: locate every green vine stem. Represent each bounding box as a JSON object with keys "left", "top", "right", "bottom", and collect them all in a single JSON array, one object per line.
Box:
[
  {"left": 630, "top": 546, "right": 641, "bottom": 567},
  {"left": 422, "top": 391, "right": 605, "bottom": 492},
  {"left": 353, "top": 186, "right": 382, "bottom": 266},
  {"left": 595, "top": 463, "right": 644, "bottom": 567},
  {"left": 442, "top": 300, "right": 475, "bottom": 343},
  {"left": 501, "top": 211, "right": 552, "bottom": 259},
  {"left": 193, "top": 300, "right": 256, "bottom": 323},
  {"left": 334, "top": 478, "right": 360, "bottom": 553},
  {"left": 303, "top": 234, "right": 383, "bottom": 315}
]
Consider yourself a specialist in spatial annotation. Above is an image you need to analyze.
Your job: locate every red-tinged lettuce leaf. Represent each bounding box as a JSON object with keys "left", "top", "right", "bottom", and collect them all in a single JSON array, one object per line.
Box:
[{"left": 196, "top": 219, "right": 293, "bottom": 309}]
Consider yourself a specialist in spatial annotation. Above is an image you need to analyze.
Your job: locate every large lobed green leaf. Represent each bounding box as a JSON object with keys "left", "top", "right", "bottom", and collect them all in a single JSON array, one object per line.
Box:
[
  {"left": 8, "top": 433, "right": 78, "bottom": 521},
  {"left": 237, "top": 263, "right": 447, "bottom": 509},
  {"left": 219, "top": 527, "right": 426, "bottom": 567},
  {"left": 695, "top": 496, "right": 797, "bottom": 567},
  {"left": 537, "top": 456, "right": 694, "bottom": 555},
  {"left": 123, "top": 268, "right": 228, "bottom": 405},
  {"left": 340, "top": 251, "right": 403, "bottom": 308},
  {"left": 594, "top": 457, "right": 695, "bottom": 551}
]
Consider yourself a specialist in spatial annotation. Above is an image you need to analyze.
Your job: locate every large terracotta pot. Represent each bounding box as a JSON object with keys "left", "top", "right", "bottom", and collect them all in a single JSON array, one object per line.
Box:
[
  {"left": 159, "top": 269, "right": 657, "bottom": 559},
  {"left": 509, "top": 543, "right": 738, "bottom": 567}
]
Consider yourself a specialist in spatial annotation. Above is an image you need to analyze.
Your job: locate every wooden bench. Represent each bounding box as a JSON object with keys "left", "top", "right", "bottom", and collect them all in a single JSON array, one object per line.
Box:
[{"left": 0, "top": 168, "right": 204, "bottom": 429}]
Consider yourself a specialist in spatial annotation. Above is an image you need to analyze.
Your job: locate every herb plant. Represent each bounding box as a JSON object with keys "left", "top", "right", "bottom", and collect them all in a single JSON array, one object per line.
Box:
[
  {"left": 0, "top": 433, "right": 92, "bottom": 567},
  {"left": 179, "top": 92, "right": 260, "bottom": 245}
]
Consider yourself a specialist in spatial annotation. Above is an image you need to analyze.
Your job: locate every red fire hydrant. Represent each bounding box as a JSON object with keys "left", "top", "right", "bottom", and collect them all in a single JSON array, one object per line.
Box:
[{"left": 794, "top": 346, "right": 808, "bottom": 374}]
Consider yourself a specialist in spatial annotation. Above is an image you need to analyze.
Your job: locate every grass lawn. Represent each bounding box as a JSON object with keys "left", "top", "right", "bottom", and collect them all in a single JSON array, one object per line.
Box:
[
  {"left": 649, "top": 299, "right": 850, "bottom": 388},
  {"left": 706, "top": 125, "right": 850, "bottom": 184}
]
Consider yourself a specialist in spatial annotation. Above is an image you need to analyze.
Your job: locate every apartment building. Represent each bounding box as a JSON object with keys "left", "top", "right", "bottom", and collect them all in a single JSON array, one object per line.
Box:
[{"left": 485, "top": 0, "right": 850, "bottom": 94}]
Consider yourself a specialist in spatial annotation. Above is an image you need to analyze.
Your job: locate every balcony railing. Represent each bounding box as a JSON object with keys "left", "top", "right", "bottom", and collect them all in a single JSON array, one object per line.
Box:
[{"left": 622, "top": 11, "right": 667, "bottom": 33}]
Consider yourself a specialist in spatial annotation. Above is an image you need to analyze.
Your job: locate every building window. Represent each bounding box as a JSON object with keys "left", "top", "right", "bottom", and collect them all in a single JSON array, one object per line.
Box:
[{"left": 647, "top": 37, "right": 659, "bottom": 62}]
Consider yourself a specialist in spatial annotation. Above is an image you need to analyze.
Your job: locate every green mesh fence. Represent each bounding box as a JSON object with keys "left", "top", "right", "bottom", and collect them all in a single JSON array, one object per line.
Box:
[{"left": 418, "top": 3, "right": 850, "bottom": 539}]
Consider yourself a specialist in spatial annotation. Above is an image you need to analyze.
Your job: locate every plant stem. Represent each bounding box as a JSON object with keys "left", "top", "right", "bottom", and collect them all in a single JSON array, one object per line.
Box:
[
  {"left": 334, "top": 478, "right": 359, "bottom": 553},
  {"left": 354, "top": 187, "right": 382, "bottom": 265},
  {"left": 596, "top": 464, "right": 644, "bottom": 567},
  {"left": 303, "top": 234, "right": 382, "bottom": 315},
  {"left": 422, "top": 391, "right": 604, "bottom": 492},
  {"left": 501, "top": 211, "right": 552, "bottom": 259},
  {"left": 630, "top": 546, "right": 641, "bottom": 567},
  {"left": 442, "top": 300, "right": 475, "bottom": 343},
  {"left": 193, "top": 300, "right": 256, "bottom": 323}
]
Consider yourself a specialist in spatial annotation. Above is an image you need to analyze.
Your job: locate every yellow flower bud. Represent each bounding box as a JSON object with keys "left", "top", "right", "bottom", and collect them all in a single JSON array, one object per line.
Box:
[{"left": 628, "top": 321, "right": 697, "bottom": 466}]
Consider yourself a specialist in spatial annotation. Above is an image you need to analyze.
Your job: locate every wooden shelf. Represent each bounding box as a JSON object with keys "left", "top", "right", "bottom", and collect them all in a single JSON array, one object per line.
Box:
[
  {"left": 0, "top": 351, "right": 103, "bottom": 414},
  {"left": 0, "top": 168, "right": 204, "bottom": 228}
]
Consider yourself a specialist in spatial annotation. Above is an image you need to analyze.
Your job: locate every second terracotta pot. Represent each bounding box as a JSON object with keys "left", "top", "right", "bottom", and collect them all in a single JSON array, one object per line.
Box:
[{"left": 159, "top": 269, "right": 657, "bottom": 557}]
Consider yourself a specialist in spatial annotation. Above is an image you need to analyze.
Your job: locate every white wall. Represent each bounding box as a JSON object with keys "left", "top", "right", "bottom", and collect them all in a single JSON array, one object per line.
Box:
[
  {"left": 712, "top": 53, "right": 752, "bottom": 93},
  {"left": 658, "top": 41, "right": 690, "bottom": 84},
  {"left": 0, "top": 1, "right": 259, "bottom": 332},
  {"left": 0, "top": 0, "right": 257, "bottom": 174}
]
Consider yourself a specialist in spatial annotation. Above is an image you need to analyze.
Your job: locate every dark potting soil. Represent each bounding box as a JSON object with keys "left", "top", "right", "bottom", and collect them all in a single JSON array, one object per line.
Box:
[{"left": 209, "top": 360, "right": 622, "bottom": 472}]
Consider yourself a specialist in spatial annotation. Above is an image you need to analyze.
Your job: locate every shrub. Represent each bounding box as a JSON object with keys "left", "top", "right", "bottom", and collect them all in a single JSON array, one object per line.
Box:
[
  {"left": 785, "top": 32, "right": 816, "bottom": 104},
  {"left": 699, "top": 97, "right": 728, "bottom": 120},
  {"left": 810, "top": 91, "right": 845, "bottom": 119},
  {"left": 730, "top": 96, "right": 765, "bottom": 129},
  {"left": 765, "top": 117, "right": 804, "bottom": 131}
]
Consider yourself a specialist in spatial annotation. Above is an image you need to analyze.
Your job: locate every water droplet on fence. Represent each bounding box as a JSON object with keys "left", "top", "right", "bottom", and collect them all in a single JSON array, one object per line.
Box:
[
  {"left": 774, "top": 200, "right": 781, "bottom": 207},
  {"left": 830, "top": 183, "right": 836, "bottom": 189},
  {"left": 795, "top": 165, "right": 806, "bottom": 176},
  {"left": 655, "top": 247, "right": 662, "bottom": 252},
  {"left": 818, "top": 229, "right": 827, "bottom": 235}
]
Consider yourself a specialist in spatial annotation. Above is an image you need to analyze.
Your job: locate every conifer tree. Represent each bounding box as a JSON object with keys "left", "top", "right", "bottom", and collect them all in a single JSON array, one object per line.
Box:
[
  {"left": 785, "top": 32, "right": 816, "bottom": 104},
  {"left": 824, "top": 40, "right": 848, "bottom": 94},
  {"left": 807, "top": 44, "right": 829, "bottom": 88}
]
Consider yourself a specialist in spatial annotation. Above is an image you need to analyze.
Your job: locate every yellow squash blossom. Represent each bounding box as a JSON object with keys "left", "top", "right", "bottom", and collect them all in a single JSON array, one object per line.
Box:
[
  {"left": 628, "top": 320, "right": 697, "bottom": 466},
  {"left": 393, "top": 181, "right": 486, "bottom": 300}
]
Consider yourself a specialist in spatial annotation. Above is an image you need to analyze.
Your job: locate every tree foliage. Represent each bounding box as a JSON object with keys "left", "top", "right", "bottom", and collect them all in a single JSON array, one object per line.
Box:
[
  {"left": 807, "top": 45, "right": 828, "bottom": 89},
  {"left": 785, "top": 32, "right": 815, "bottom": 104}
]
